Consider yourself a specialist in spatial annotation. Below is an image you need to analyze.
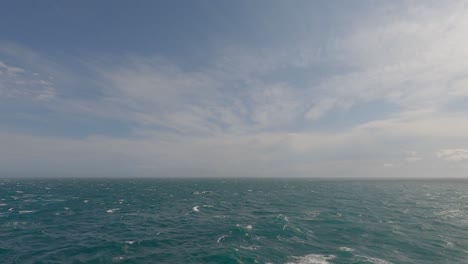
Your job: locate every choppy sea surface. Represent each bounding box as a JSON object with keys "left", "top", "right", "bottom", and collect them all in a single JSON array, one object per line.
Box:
[{"left": 0, "top": 179, "right": 467, "bottom": 263}]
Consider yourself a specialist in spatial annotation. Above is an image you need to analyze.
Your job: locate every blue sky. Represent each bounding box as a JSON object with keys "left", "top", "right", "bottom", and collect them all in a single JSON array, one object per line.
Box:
[{"left": 2, "top": 1, "right": 468, "bottom": 177}]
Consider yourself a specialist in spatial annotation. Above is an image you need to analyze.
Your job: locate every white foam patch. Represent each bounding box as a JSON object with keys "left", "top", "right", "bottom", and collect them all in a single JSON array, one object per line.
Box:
[
  {"left": 277, "top": 214, "right": 289, "bottom": 222},
  {"left": 125, "top": 240, "right": 135, "bottom": 245},
  {"left": 112, "top": 256, "right": 125, "bottom": 262},
  {"left": 356, "top": 255, "right": 392, "bottom": 264},
  {"left": 444, "top": 240, "right": 454, "bottom": 248},
  {"left": 0, "top": 203, "right": 7, "bottom": 207},
  {"left": 214, "top": 215, "right": 226, "bottom": 218},
  {"left": 192, "top": 206, "right": 200, "bottom": 212},
  {"left": 236, "top": 224, "right": 253, "bottom": 230},
  {"left": 435, "top": 209, "right": 463, "bottom": 219},
  {"left": 287, "top": 254, "right": 336, "bottom": 264},
  {"left": 240, "top": 245, "right": 260, "bottom": 250},
  {"left": 217, "top": 235, "right": 228, "bottom": 243},
  {"left": 106, "top": 208, "right": 120, "bottom": 213},
  {"left": 18, "top": 210, "right": 36, "bottom": 214},
  {"left": 339, "top": 247, "right": 354, "bottom": 252}
]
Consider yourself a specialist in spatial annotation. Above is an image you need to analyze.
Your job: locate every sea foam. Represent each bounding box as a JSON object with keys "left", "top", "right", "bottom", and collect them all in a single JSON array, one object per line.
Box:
[{"left": 287, "top": 254, "right": 336, "bottom": 264}]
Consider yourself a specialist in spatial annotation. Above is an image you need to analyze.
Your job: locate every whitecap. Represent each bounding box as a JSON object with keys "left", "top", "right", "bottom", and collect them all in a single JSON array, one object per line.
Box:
[
  {"left": 43, "top": 199, "right": 66, "bottom": 202},
  {"left": 203, "top": 204, "right": 214, "bottom": 208},
  {"left": 0, "top": 203, "right": 7, "bottom": 207},
  {"left": 217, "top": 235, "right": 228, "bottom": 243},
  {"left": 240, "top": 245, "right": 260, "bottom": 250},
  {"left": 339, "top": 247, "right": 354, "bottom": 252},
  {"left": 112, "top": 256, "right": 125, "bottom": 262},
  {"left": 355, "top": 255, "right": 392, "bottom": 264},
  {"left": 19, "top": 210, "right": 36, "bottom": 214},
  {"left": 192, "top": 206, "right": 200, "bottom": 212},
  {"left": 214, "top": 215, "right": 226, "bottom": 218},
  {"left": 277, "top": 214, "right": 289, "bottom": 222},
  {"left": 106, "top": 208, "right": 120, "bottom": 213},
  {"left": 286, "top": 254, "right": 336, "bottom": 264},
  {"left": 236, "top": 224, "right": 253, "bottom": 230},
  {"left": 443, "top": 240, "right": 455, "bottom": 248},
  {"left": 125, "top": 240, "right": 135, "bottom": 245}
]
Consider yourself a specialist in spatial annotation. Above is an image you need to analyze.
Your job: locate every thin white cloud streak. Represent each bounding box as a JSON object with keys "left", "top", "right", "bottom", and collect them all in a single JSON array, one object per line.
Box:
[{"left": 0, "top": 60, "right": 56, "bottom": 101}]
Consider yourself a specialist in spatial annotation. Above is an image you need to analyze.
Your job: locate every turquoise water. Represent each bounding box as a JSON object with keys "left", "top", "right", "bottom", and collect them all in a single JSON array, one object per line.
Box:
[{"left": 0, "top": 179, "right": 467, "bottom": 263}]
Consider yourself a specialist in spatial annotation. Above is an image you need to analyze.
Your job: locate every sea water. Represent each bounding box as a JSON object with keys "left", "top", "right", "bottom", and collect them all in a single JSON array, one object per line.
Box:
[{"left": 0, "top": 179, "right": 467, "bottom": 263}]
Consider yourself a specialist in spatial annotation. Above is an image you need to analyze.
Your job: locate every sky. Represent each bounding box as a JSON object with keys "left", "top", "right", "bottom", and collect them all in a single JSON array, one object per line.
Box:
[{"left": 1, "top": 0, "right": 468, "bottom": 178}]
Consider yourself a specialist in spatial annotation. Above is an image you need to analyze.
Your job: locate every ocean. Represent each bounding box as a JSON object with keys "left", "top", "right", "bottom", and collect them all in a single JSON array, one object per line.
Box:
[{"left": 0, "top": 179, "right": 467, "bottom": 263}]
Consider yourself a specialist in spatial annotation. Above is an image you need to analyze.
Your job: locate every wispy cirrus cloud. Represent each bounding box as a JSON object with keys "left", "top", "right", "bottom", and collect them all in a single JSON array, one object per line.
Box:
[{"left": 0, "top": 60, "right": 55, "bottom": 101}]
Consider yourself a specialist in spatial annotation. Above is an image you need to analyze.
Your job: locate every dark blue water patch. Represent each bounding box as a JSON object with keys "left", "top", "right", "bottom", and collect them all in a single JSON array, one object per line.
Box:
[{"left": 0, "top": 179, "right": 467, "bottom": 263}]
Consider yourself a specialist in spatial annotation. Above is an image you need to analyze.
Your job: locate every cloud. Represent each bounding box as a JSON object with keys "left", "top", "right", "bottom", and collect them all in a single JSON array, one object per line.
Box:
[
  {"left": 436, "top": 149, "right": 468, "bottom": 162},
  {"left": 0, "top": 60, "right": 25, "bottom": 74},
  {"left": 405, "top": 151, "right": 423, "bottom": 162},
  {"left": 87, "top": 54, "right": 313, "bottom": 134},
  {"left": 318, "top": 1, "right": 468, "bottom": 114},
  {"left": 0, "top": 60, "right": 56, "bottom": 101},
  {"left": 304, "top": 98, "right": 337, "bottom": 121},
  {"left": 2, "top": 2, "right": 468, "bottom": 177}
]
